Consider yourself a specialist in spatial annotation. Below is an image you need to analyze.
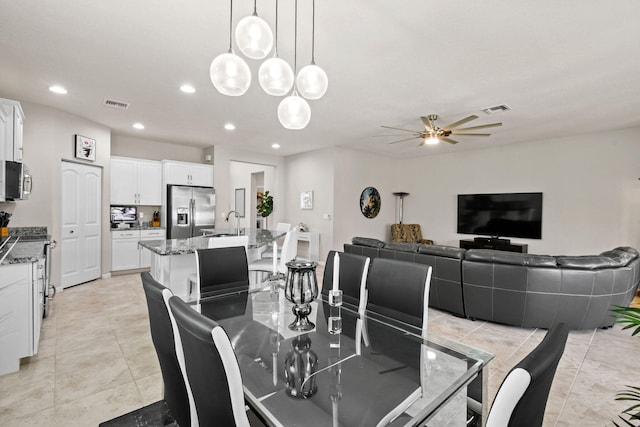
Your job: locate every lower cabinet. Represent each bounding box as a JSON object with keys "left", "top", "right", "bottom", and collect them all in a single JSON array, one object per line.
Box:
[
  {"left": 111, "top": 229, "right": 165, "bottom": 271},
  {"left": 0, "top": 260, "right": 44, "bottom": 375}
]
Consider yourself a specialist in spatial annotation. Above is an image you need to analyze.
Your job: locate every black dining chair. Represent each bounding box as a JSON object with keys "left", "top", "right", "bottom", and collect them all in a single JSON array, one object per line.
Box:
[
  {"left": 195, "top": 244, "right": 250, "bottom": 300},
  {"left": 485, "top": 322, "right": 569, "bottom": 427},
  {"left": 141, "top": 272, "right": 191, "bottom": 427},
  {"left": 364, "top": 257, "right": 432, "bottom": 335},
  {"left": 321, "top": 250, "right": 370, "bottom": 306},
  {"left": 168, "top": 295, "right": 262, "bottom": 427}
]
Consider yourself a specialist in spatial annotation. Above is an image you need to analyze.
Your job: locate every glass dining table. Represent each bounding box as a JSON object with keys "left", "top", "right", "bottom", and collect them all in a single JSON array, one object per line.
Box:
[{"left": 189, "top": 281, "right": 493, "bottom": 427}]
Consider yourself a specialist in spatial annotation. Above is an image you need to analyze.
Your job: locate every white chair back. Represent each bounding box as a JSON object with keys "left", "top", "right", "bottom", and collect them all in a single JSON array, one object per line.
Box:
[
  {"left": 275, "top": 222, "right": 292, "bottom": 234},
  {"left": 207, "top": 235, "right": 249, "bottom": 250},
  {"left": 277, "top": 228, "right": 298, "bottom": 274}
]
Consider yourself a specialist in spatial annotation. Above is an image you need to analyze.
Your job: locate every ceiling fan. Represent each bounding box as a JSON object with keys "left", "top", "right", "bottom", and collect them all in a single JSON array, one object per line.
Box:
[{"left": 380, "top": 114, "right": 502, "bottom": 146}]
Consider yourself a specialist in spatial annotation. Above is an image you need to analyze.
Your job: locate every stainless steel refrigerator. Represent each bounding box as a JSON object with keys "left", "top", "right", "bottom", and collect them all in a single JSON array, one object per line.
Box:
[{"left": 166, "top": 185, "right": 215, "bottom": 239}]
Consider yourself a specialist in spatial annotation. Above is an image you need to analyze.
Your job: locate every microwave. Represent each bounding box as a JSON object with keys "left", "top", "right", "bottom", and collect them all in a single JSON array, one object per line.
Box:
[{"left": 5, "top": 161, "right": 31, "bottom": 200}]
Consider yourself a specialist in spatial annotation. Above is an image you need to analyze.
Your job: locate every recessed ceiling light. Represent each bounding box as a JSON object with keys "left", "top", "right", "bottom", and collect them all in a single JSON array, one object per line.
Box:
[
  {"left": 49, "top": 85, "right": 67, "bottom": 94},
  {"left": 271, "top": 143, "right": 280, "bottom": 149},
  {"left": 224, "top": 123, "right": 236, "bottom": 131},
  {"left": 133, "top": 123, "right": 145, "bottom": 130},
  {"left": 180, "top": 84, "right": 196, "bottom": 94}
]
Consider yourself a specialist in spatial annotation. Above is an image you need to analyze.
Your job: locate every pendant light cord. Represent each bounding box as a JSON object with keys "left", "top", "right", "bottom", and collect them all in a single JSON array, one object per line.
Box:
[
  {"left": 228, "top": 0, "right": 233, "bottom": 52},
  {"left": 252, "top": 0, "right": 257, "bottom": 16},
  {"left": 311, "top": 0, "right": 316, "bottom": 64},
  {"left": 293, "top": 0, "right": 298, "bottom": 74},
  {"left": 274, "top": 0, "right": 279, "bottom": 56}
]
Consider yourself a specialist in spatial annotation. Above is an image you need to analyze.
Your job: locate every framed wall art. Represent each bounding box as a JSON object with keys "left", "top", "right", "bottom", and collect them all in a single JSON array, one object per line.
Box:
[
  {"left": 360, "top": 187, "right": 381, "bottom": 218},
  {"left": 75, "top": 135, "right": 96, "bottom": 161},
  {"left": 300, "top": 190, "right": 313, "bottom": 210}
]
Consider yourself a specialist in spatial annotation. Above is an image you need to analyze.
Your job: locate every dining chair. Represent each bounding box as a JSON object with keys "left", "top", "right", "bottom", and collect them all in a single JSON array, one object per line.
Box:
[
  {"left": 485, "top": 322, "right": 569, "bottom": 427},
  {"left": 195, "top": 243, "right": 250, "bottom": 300},
  {"left": 260, "top": 222, "right": 292, "bottom": 259},
  {"left": 364, "top": 257, "right": 432, "bottom": 336},
  {"left": 167, "top": 295, "right": 252, "bottom": 427},
  {"left": 187, "top": 235, "right": 249, "bottom": 299},
  {"left": 140, "top": 272, "right": 191, "bottom": 427},
  {"left": 321, "top": 250, "right": 370, "bottom": 307},
  {"left": 248, "top": 228, "right": 298, "bottom": 283}
]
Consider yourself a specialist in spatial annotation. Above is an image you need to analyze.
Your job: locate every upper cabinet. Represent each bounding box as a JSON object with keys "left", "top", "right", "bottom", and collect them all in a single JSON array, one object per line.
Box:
[
  {"left": 162, "top": 160, "right": 213, "bottom": 187},
  {"left": 111, "top": 157, "right": 162, "bottom": 205},
  {"left": 0, "top": 98, "right": 25, "bottom": 162}
]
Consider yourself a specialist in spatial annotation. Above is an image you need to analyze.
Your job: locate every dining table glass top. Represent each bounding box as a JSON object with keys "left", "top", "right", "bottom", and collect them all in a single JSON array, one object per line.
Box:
[{"left": 189, "top": 281, "right": 493, "bottom": 427}]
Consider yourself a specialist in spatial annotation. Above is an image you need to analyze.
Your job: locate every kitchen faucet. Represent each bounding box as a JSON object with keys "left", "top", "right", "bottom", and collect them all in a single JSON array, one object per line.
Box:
[{"left": 225, "top": 210, "right": 241, "bottom": 235}]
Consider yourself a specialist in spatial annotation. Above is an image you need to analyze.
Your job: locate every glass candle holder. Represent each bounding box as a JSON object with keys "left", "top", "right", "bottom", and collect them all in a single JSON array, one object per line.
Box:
[{"left": 284, "top": 260, "right": 318, "bottom": 331}]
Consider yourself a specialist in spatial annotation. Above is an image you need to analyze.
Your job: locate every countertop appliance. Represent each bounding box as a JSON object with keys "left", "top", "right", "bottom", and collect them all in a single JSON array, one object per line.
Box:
[
  {"left": 166, "top": 185, "right": 215, "bottom": 239},
  {"left": 5, "top": 160, "right": 32, "bottom": 200}
]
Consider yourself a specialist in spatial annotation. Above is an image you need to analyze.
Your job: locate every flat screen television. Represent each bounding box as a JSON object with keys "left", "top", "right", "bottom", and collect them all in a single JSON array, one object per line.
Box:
[
  {"left": 110, "top": 205, "right": 137, "bottom": 223},
  {"left": 457, "top": 192, "right": 543, "bottom": 239}
]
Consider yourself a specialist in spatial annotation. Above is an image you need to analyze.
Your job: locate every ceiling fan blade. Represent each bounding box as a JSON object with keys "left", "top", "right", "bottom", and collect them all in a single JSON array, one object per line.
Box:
[
  {"left": 373, "top": 133, "right": 419, "bottom": 137},
  {"left": 450, "top": 133, "right": 491, "bottom": 137},
  {"left": 388, "top": 136, "right": 420, "bottom": 144},
  {"left": 381, "top": 125, "right": 420, "bottom": 133},
  {"left": 442, "top": 115, "right": 478, "bottom": 130},
  {"left": 420, "top": 116, "right": 434, "bottom": 131},
  {"left": 453, "top": 123, "right": 502, "bottom": 131},
  {"left": 441, "top": 137, "right": 459, "bottom": 145}
]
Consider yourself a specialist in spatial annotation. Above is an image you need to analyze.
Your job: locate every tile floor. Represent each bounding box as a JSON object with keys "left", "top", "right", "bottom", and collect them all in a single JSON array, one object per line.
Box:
[{"left": 1, "top": 272, "right": 639, "bottom": 426}]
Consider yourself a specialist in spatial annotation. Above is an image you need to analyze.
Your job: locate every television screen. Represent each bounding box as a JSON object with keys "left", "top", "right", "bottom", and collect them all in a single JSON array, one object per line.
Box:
[
  {"left": 110, "top": 205, "right": 137, "bottom": 222},
  {"left": 457, "top": 192, "right": 543, "bottom": 239}
]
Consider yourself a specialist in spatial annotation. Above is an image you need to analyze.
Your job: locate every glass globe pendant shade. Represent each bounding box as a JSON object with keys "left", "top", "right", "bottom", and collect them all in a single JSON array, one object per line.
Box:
[
  {"left": 278, "top": 93, "right": 311, "bottom": 129},
  {"left": 296, "top": 64, "right": 328, "bottom": 100},
  {"left": 235, "top": 15, "right": 274, "bottom": 59},
  {"left": 209, "top": 51, "right": 252, "bottom": 96},
  {"left": 259, "top": 57, "right": 294, "bottom": 96}
]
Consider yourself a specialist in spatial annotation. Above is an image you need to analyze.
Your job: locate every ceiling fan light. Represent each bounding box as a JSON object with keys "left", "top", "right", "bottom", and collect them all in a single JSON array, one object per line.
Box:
[
  {"left": 278, "top": 93, "right": 311, "bottom": 129},
  {"left": 296, "top": 64, "right": 328, "bottom": 100},
  {"left": 259, "top": 57, "right": 294, "bottom": 96},
  {"left": 425, "top": 136, "right": 439, "bottom": 145},
  {"left": 210, "top": 52, "right": 252, "bottom": 96},
  {"left": 235, "top": 15, "right": 273, "bottom": 59}
]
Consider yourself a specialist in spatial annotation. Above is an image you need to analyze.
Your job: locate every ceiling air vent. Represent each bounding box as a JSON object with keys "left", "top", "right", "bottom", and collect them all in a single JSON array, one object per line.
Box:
[
  {"left": 103, "top": 98, "right": 130, "bottom": 109},
  {"left": 482, "top": 104, "right": 511, "bottom": 115}
]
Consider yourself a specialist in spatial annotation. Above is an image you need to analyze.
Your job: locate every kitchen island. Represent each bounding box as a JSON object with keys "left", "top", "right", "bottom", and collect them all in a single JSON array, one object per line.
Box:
[{"left": 138, "top": 228, "right": 286, "bottom": 298}]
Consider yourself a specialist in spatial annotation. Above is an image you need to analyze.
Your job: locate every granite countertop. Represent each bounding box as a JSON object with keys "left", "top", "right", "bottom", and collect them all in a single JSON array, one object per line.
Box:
[
  {"left": 0, "top": 236, "right": 46, "bottom": 266},
  {"left": 138, "top": 228, "right": 286, "bottom": 256}
]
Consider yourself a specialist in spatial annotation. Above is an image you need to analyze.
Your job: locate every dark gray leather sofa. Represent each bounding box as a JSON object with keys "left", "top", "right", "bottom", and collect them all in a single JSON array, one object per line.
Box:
[
  {"left": 345, "top": 238, "right": 467, "bottom": 317},
  {"left": 344, "top": 237, "right": 640, "bottom": 330}
]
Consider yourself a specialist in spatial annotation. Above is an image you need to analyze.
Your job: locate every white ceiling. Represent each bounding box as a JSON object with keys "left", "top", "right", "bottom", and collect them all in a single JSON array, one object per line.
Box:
[{"left": 1, "top": 0, "right": 640, "bottom": 158}]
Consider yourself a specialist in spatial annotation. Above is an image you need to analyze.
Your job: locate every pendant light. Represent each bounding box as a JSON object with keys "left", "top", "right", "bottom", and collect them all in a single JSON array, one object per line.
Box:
[
  {"left": 278, "top": 0, "right": 311, "bottom": 130},
  {"left": 235, "top": 0, "right": 273, "bottom": 60},
  {"left": 210, "top": 0, "right": 252, "bottom": 96},
  {"left": 296, "top": 0, "right": 328, "bottom": 100},
  {"left": 258, "top": 0, "right": 294, "bottom": 96}
]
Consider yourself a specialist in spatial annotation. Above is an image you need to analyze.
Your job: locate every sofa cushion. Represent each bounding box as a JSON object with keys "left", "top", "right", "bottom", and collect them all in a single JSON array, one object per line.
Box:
[
  {"left": 600, "top": 247, "right": 638, "bottom": 266},
  {"left": 384, "top": 242, "right": 420, "bottom": 253},
  {"left": 418, "top": 244, "right": 466, "bottom": 259},
  {"left": 555, "top": 255, "right": 615, "bottom": 270},
  {"left": 351, "top": 237, "right": 386, "bottom": 248},
  {"left": 465, "top": 249, "right": 557, "bottom": 268}
]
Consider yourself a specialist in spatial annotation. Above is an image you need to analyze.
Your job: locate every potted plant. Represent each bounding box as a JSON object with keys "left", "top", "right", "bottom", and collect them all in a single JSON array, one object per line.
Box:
[
  {"left": 612, "top": 305, "right": 640, "bottom": 426},
  {"left": 257, "top": 191, "right": 274, "bottom": 228}
]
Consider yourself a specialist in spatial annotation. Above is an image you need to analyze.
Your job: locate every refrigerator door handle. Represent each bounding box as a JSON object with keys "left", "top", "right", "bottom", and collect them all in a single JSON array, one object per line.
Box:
[{"left": 190, "top": 198, "right": 195, "bottom": 237}]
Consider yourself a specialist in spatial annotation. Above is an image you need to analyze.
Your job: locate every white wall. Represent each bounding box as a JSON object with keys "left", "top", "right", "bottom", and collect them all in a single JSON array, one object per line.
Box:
[
  {"left": 213, "top": 146, "right": 285, "bottom": 229},
  {"left": 228, "top": 161, "right": 274, "bottom": 229},
  {"left": 398, "top": 127, "right": 640, "bottom": 255},
  {"left": 0, "top": 101, "right": 112, "bottom": 286},
  {"left": 111, "top": 134, "right": 205, "bottom": 163},
  {"left": 284, "top": 148, "right": 335, "bottom": 260}
]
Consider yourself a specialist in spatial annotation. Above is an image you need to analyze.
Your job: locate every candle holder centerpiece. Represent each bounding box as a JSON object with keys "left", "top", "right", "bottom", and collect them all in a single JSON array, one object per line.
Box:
[{"left": 284, "top": 260, "right": 318, "bottom": 331}]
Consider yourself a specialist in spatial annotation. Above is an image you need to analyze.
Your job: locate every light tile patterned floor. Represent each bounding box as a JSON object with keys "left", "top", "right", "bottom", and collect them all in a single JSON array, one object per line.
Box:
[{"left": 1, "top": 272, "right": 639, "bottom": 426}]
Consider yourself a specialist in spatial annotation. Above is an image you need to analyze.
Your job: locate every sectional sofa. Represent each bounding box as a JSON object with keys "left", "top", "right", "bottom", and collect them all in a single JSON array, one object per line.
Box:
[{"left": 344, "top": 237, "right": 640, "bottom": 330}]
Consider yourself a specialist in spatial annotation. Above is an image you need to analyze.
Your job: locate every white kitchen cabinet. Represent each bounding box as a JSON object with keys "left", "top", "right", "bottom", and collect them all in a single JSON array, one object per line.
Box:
[
  {"left": 0, "top": 261, "right": 42, "bottom": 375},
  {"left": 111, "top": 157, "right": 162, "bottom": 205},
  {"left": 140, "top": 229, "right": 166, "bottom": 268},
  {"left": 162, "top": 160, "right": 213, "bottom": 187},
  {"left": 0, "top": 98, "right": 25, "bottom": 162},
  {"left": 111, "top": 228, "right": 165, "bottom": 271}
]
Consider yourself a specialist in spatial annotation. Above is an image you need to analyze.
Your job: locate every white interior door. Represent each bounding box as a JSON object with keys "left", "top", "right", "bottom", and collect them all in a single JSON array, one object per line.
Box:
[{"left": 61, "top": 161, "right": 102, "bottom": 288}]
